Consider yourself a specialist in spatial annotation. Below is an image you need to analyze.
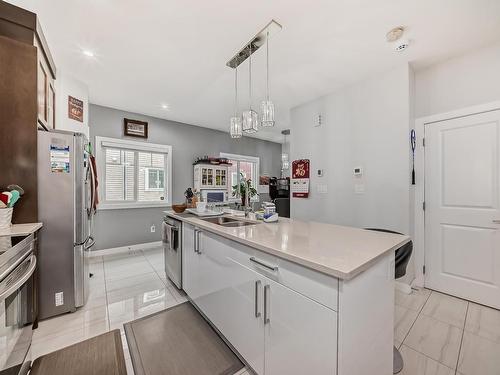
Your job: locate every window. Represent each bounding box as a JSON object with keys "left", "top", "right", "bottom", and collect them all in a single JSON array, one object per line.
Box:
[
  {"left": 220, "top": 153, "right": 260, "bottom": 202},
  {"left": 145, "top": 168, "right": 165, "bottom": 191},
  {"left": 96, "top": 137, "right": 172, "bottom": 209}
]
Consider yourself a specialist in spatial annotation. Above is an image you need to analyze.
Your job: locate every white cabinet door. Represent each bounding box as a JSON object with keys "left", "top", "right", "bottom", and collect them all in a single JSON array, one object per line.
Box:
[
  {"left": 212, "top": 257, "right": 265, "bottom": 375},
  {"left": 182, "top": 224, "right": 200, "bottom": 298},
  {"left": 263, "top": 277, "right": 337, "bottom": 375}
]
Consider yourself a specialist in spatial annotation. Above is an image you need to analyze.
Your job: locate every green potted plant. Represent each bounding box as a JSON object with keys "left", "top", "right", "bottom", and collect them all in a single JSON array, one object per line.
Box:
[{"left": 232, "top": 173, "right": 258, "bottom": 206}]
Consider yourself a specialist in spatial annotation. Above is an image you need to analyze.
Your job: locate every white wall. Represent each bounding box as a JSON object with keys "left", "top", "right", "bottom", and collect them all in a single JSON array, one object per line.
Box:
[
  {"left": 55, "top": 72, "right": 90, "bottom": 137},
  {"left": 415, "top": 41, "right": 500, "bottom": 118},
  {"left": 290, "top": 64, "right": 411, "bottom": 235}
]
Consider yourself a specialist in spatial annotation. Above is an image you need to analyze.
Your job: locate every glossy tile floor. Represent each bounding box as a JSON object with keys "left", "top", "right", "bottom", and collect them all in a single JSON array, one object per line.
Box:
[
  {"left": 31, "top": 248, "right": 497, "bottom": 375},
  {"left": 31, "top": 247, "right": 250, "bottom": 375},
  {"left": 395, "top": 288, "right": 500, "bottom": 375}
]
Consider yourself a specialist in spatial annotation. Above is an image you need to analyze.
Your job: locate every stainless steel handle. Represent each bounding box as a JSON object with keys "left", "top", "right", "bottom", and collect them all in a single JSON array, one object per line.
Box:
[
  {"left": 197, "top": 230, "right": 202, "bottom": 254},
  {"left": 493, "top": 220, "right": 500, "bottom": 224},
  {"left": 194, "top": 229, "right": 199, "bottom": 253},
  {"left": 169, "top": 226, "right": 174, "bottom": 250},
  {"left": 0, "top": 255, "right": 37, "bottom": 303},
  {"left": 84, "top": 236, "right": 95, "bottom": 250},
  {"left": 254, "top": 280, "right": 262, "bottom": 318},
  {"left": 263, "top": 284, "right": 270, "bottom": 324},
  {"left": 250, "top": 257, "right": 278, "bottom": 272}
]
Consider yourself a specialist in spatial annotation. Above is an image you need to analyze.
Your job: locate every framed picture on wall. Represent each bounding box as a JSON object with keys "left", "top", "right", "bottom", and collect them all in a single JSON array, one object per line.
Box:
[{"left": 124, "top": 118, "right": 148, "bottom": 138}]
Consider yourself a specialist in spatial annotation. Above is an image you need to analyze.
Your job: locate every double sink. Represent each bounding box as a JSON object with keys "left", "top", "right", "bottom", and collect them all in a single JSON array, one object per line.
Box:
[{"left": 201, "top": 216, "right": 260, "bottom": 227}]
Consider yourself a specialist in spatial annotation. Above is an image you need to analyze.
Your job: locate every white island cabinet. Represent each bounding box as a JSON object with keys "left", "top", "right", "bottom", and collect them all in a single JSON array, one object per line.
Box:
[{"left": 172, "top": 213, "right": 406, "bottom": 375}]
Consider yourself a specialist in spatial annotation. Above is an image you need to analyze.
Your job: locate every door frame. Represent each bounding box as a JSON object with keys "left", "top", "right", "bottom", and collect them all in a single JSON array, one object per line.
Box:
[{"left": 413, "top": 100, "right": 500, "bottom": 288}]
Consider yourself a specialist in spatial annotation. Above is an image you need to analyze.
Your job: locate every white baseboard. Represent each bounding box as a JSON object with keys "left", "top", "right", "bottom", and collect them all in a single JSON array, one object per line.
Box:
[{"left": 90, "top": 241, "right": 162, "bottom": 258}]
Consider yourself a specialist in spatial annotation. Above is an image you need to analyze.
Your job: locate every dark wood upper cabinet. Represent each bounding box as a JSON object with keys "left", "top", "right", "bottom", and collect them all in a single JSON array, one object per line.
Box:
[
  {"left": 0, "top": 0, "right": 57, "bottom": 223},
  {"left": 0, "top": 0, "right": 56, "bottom": 130}
]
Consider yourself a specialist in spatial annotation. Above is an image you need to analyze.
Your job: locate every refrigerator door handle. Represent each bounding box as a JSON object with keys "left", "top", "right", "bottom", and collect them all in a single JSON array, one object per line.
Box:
[
  {"left": 74, "top": 235, "right": 89, "bottom": 247},
  {"left": 84, "top": 236, "right": 95, "bottom": 250}
]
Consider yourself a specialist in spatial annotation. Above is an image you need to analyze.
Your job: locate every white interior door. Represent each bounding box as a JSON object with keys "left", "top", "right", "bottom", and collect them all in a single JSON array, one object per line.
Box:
[{"left": 425, "top": 110, "right": 500, "bottom": 308}]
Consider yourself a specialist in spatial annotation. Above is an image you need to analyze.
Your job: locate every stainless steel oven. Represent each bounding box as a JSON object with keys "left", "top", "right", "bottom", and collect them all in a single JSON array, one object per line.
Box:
[
  {"left": 0, "top": 234, "right": 37, "bottom": 375},
  {"left": 163, "top": 217, "right": 182, "bottom": 289}
]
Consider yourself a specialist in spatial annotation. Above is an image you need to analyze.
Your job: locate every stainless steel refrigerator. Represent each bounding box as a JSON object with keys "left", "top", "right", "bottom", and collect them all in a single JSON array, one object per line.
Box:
[{"left": 37, "top": 130, "right": 96, "bottom": 319}]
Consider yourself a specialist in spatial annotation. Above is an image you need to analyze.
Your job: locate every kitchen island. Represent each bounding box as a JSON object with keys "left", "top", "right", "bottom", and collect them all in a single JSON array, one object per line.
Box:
[{"left": 165, "top": 211, "right": 409, "bottom": 375}]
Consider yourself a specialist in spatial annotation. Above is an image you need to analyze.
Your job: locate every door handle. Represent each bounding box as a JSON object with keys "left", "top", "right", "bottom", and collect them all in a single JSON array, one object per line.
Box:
[
  {"left": 254, "top": 280, "right": 262, "bottom": 318},
  {"left": 84, "top": 236, "right": 95, "bottom": 250},
  {"left": 263, "top": 284, "right": 270, "bottom": 324},
  {"left": 194, "top": 229, "right": 199, "bottom": 253},
  {"left": 197, "top": 230, "right": 202, "bottom": 254}
]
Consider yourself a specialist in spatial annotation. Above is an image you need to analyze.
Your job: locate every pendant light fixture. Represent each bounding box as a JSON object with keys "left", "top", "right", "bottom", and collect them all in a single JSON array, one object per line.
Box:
[
  {"left": 226, "top": 20, "right": 282, "bottom": 138},
  {"left": 281, "top": 129, "right": 290, "bottom": 170},
  {"left": 261, "top": 31, "right": 275, "bottom": 127},
  {"left": 230, "top": 67, "right": 243, "bottom": 138},
  {"left": 242, "top": 43, "right": 259, "bottom": 134}
]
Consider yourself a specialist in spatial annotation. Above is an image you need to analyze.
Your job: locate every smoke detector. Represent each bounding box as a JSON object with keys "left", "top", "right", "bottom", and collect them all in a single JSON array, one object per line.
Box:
[{"left": 386, "top": 26, "right": 409, "bottom": 52}]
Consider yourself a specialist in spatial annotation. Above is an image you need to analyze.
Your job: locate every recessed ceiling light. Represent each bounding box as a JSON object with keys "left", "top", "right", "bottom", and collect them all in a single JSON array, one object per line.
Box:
[
  {"left": 161, "top": 104, "right": 170, "bottom": 110},
  {"left": 82, "top": 50, "right": 95, "bottom": 57},
  {"left": 386, "top": 27, "right": 404, "bottom": 42}
]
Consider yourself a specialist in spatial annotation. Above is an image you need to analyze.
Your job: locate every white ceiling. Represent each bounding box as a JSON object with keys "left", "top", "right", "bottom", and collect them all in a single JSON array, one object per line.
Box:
[{"left": 11, "top": 0, "right": 500, "bottom": 142}]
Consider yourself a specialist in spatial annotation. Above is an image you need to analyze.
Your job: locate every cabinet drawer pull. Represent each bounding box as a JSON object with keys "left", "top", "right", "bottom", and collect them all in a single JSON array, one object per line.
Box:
[
  {"left": 263, "top": 284, "right": 270, "bottom": 324},
  {"left": 194, "top": 230, "right": 202, "bottom": 254},
  {"left": 249, "top": 257, "right": 278, "bottom": 272},
  {"left": 194, "top": 229, "right": 200, "bottom": 254},
  {"left": 255, "top": 280, "right": 262, "bottom": 318}
]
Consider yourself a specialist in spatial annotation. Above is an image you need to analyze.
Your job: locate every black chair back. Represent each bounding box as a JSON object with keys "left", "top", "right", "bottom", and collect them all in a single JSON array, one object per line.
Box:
[{"left": 365, "top": 228, "right": 413, "bottom": 279}]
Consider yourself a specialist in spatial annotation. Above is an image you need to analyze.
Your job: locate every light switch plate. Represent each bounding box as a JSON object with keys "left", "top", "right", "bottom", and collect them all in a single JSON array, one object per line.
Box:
[
  {"left": 354, "top": 184, "right": 365, "bottom": 194},
  {"left": 317, "top": 184, "right": 328, "bottom": 194}
]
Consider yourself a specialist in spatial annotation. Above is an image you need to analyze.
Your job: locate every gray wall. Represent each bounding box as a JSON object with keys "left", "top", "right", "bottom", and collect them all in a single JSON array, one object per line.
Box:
[{"left": 90, "top": 104, "right": 282, "bottom": 250}]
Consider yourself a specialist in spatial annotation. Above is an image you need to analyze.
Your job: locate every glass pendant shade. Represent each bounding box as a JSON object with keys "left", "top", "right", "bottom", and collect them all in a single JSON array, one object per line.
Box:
[
  {"left": 230, "top": 116, "right": 243, "bottom": 138},
  {"left": 261, "top": 99, "right": 275, "bottom": 127},
  {"left": 242, "top": 109, "right": 259, "bottom": 133},
  {"left": 281, "top": 152, "right": 289, "bottom": 169}
]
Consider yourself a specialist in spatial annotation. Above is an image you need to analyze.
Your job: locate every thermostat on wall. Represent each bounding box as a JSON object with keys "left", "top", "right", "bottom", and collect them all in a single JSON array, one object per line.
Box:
[{"left": 353, "top": 166, "right": 363, "bottom": 177}]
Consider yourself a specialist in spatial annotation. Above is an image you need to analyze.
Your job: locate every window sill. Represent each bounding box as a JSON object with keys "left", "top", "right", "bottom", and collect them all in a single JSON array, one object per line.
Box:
[{"left": 98, "top": 203, "right": 171, "bottom": 210}]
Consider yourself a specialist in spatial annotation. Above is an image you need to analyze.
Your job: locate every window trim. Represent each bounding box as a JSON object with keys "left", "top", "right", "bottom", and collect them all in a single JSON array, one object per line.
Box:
[
  {"left": 220, "top": 152, "right": 260, "bottom": 203},
  {"left": 95, "top": 136, "right": 172, "bottom": 210}
]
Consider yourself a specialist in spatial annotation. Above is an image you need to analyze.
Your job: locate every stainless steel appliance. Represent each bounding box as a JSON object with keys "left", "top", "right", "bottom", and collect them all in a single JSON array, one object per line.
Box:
[
  {"left": 37, "top": 130, "right": 96, "bottom": 319},
  {"left": 201, "top": 189, "right": 227, "bottom": 203},
  {"left": 0, "top": 234, "right": 37, "bottom": 375},
  {"left": 163, "top": 217, "right": 182, "bottom": 289}
]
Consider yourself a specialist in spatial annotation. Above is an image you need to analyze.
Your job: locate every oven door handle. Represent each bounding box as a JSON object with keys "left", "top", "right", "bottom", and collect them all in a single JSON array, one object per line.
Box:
[{"left": 0, "top": 254, "right": 36, "bottom": 303}]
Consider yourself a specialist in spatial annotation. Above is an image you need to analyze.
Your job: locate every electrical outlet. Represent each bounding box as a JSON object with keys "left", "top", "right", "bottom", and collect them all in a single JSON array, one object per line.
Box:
[
  {"left": 55, "top": 292, "right": 64, "bottom": 306},
  {"left": 150, "top": 225, "right": 156, "bottom": 233}
]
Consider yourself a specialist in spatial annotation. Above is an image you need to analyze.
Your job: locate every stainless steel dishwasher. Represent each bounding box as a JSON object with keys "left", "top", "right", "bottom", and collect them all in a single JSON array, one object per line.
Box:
[{"left": 163, "top": 216, "right": 182, "bottom": 289}]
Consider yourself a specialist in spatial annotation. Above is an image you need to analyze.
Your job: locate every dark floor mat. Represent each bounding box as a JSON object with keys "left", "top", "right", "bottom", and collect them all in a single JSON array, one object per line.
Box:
[
  {"left": 124, "top": 302, "right": 244, "bottom": 375},
  {"left": 30, "top": 329, "right": 126, "bottom": 375}
]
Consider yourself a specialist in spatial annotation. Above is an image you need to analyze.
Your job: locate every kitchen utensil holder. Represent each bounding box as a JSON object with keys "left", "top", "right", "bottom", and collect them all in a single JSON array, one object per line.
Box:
[{"left": 0, "top": 208, "right": 13, "bottom": 229}]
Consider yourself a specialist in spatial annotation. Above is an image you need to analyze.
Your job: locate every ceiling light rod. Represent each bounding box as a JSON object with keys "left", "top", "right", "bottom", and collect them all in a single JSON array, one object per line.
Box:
[{"left": 226, "top": 19, "right": 282, "bottom": 69}]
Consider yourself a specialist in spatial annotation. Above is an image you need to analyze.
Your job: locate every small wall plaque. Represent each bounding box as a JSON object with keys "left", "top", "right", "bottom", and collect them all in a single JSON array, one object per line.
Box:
[
  {"left": 68, "top": 96, "right": 84, "bottom": 123},
  {"left": 124, "top": 118, "right": 148, "bottom": 138}
]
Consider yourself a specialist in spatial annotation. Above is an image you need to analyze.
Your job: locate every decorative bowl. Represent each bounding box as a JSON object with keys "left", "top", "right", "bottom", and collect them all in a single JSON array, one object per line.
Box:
[{"left": 172, "top": 204, "right": 187, "bottom": 213}]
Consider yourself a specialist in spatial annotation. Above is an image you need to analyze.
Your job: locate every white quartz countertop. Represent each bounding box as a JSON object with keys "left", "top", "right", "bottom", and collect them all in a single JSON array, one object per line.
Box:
[
  {"left": 165, "top": 211, "right": 409, "bottom": 280},
  {"left": 0, "top": 223, "right": 43, "bottom": 237}
]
